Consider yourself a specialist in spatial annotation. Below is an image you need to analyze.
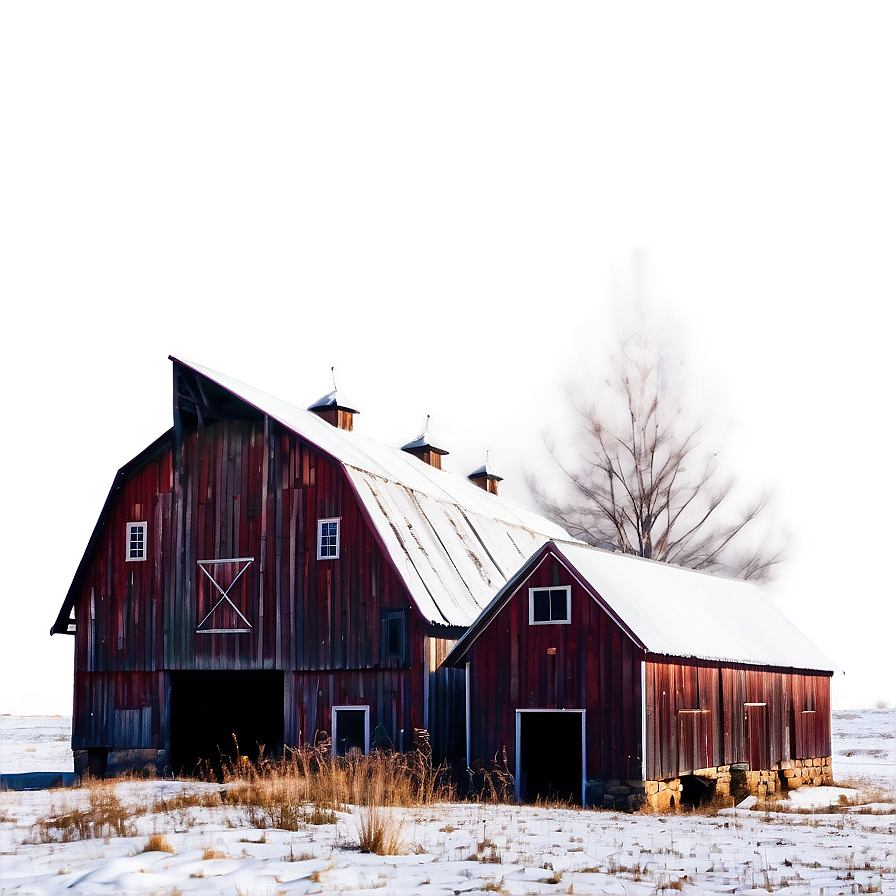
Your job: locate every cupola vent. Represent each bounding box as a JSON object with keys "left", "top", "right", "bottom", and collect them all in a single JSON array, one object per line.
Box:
[
  {"left": 468, "top": 452, "right": 503, "bottom": 495},
  {"left": 308, "top": 368, "right": 360, "bottom": 431},
  {"left": 401, "top": 416, "right": 449, "bottom": 469}
]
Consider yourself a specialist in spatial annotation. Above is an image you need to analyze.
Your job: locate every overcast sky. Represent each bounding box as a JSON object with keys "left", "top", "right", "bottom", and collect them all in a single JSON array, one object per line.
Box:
[{"left": 1, "top": 4, "right": 893, "bottom": 715}]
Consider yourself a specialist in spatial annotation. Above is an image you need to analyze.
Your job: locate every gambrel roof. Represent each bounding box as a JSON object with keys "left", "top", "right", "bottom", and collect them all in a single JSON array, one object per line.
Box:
[
  {"left": 53, "top": 357, "right": 573, "bottom": 634},
  {"left": 445, "top": 541, "right": 839, "bottom": 673}
]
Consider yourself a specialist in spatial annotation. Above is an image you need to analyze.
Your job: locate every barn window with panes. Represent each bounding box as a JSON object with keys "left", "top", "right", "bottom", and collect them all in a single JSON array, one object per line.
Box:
[
  {"left": 381, "top": 609, "right": 408, "bottom": 662},
  {"left": 126, "top": 522, "right": 147, "bottom": 561},
  {"left": 528, "top": 586, "right": 571, "bottom": 624},
  {"left": 317, "top": 518, "right": 340, "bottom": 559}
]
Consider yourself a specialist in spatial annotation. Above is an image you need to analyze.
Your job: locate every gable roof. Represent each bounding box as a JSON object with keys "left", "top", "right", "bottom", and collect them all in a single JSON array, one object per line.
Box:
[
  {"left": 445, "top": 541, "right": 839, "bottom": 673},
  {"left": 53, "top": 357, "right": 574, "bottom": 634}
]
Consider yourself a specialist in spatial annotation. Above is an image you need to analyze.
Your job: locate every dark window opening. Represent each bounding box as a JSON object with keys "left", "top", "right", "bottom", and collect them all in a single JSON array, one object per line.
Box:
[
  {"left": 381, "top": 609, "right": 408, "bottom": 663},
  {"left": 87, "top": 748, "right": 109, "bottom": 780},
  {"left": 169, "top": 671, "right": 284, "bottom": 779}
]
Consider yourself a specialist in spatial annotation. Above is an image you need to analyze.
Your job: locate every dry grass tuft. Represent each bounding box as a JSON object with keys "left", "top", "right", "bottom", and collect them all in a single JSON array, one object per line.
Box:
[
  {"left": 682, "top": 792, "right": 735, "bottom": 816},
  {"left": 143, "top": 833, "right": 174, "bottom": 854},
  {"left": 214, "top": 732, "right": 451, "bottom": 843},
  {"left": 152, "top": 790, "right": 221, "bottom": 814},
  {"left": 467, "top": 748, "right": 516, "bottom": 803},
  {"left": 201, "top": 846, "right": 227, "bottom": 860},
  {"left": 30, "top": 780, "right": 137, "bottom": 843},
  {"left": 356, "top": 802, "right": 405, "bottom": 855}
]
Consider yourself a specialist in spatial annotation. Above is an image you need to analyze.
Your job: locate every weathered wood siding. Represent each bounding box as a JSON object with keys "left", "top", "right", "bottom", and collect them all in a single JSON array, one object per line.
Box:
[
  {"left": 284, "top": 670, "right": 421, "bottom": 752},
  {"left": 644, "top": 660, "right": 833, "bottom": 779},
  {"left": 72, "top": 671, "right": 165, "bottom": 749},
  {"left": 465, "top": 552, "right": 643, "bottom": 783},
  {"left": 426, "top": 636, "right": 466, "bottom": 762},
  {"left": 72, "top": 410, "right": 433, "bottom": 756}
]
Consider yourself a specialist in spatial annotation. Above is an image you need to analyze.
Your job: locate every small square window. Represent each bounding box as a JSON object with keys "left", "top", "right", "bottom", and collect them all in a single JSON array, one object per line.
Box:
[
  {"left": 528, "top": 586, "right": 570, "bottom": 624},
  {"left": 318, "top": 518, "right": 340, "bottom": 560},
  {"left": 126, "top": 522, "right": 147, "bottom": 562}
]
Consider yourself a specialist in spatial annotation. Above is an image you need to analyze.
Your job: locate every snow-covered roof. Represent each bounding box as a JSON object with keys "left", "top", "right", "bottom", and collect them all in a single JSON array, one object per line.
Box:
[
  {"left": 171, "top": 357, "right": 572, "bottom": 626},
  {"left": 307, "top": 387, "right": 361, "bottom": 414},
  {"left": 447, "top": 541, "right": 839, "bottom": 673}
]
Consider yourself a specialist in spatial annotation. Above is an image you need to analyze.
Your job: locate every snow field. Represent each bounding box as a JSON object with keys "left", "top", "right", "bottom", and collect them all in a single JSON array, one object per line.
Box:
[{"left": 0, "top": 709, "right": 893, "bottom": 894}]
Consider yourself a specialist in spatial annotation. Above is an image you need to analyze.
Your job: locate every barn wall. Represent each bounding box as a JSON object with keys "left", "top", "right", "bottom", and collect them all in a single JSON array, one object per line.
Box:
[
  {"left": 466, "top": 552, "right": 643, "bottom": 784},
  {"left": 75, "top": 452, "right": 173, "bottom": 675},
  {"left": 426, "top": 636, "right": 466, "bottom": 763},
  {"left": 788, "top": 671, "right": 832, "bottom": 760},
  {"left": 73, "top": 418, "right": 420, "bottom": 674},
  {"left": 284, "top": 669, "right": 422, "bottom": 753},
  {"left": 72, "top": 671, "right": 165, "bottom": 749},
  {"left": 644, "top": 659, "right": 833, "bottom": 780},
  {"left": 72, "top": 415, "right": 433, "bottom": 759},
  {"left": 164, "top": 419, "right": 420, "bottom": 672}
]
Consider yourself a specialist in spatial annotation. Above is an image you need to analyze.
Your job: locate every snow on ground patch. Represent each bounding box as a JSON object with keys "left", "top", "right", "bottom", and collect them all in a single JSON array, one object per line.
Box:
[
  {"left": 1, "top": 709, "right": 893, "bottom": 893},
  {"left": 831, "top": 708, "right": 896, "bottom": 789},
  {"left": 782, "top": 785, "right": 860, "bottom": 810},
  {"left": 0, "top": 717, "right": 73, "bottom": 775},
  {"left": 2, "top": 783, "right": 893, "bottom": 895}
]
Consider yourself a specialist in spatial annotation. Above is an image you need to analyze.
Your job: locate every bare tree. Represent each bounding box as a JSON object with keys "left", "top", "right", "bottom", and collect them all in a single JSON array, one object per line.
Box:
[{"left": 530, "top": 334, "right": 783, "bottom": 582}]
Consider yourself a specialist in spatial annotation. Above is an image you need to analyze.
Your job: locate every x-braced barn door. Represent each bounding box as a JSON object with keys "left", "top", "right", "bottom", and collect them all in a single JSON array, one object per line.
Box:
[
  {"left": 744, "top": 702, "right": 770, "bottom": 771},
  {"left": 196, "top": 558, "right": 254, "bottom": 633}
]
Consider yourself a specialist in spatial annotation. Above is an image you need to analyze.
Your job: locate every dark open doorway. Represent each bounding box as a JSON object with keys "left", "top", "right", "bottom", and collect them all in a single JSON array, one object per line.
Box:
[
  {"left": 169, "top": 671, "right": 284, "bottom": 777},
  {"left": 516, "top": 710, "right": 584, "bottom": 805},
  {"left": 332, "top": 706, "right": 369, "bottom": 755}
]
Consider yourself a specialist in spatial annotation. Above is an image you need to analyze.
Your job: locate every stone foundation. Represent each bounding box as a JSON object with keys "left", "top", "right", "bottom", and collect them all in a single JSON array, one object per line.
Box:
[
  {"left": 585, "top": 777, "right": 649, "bottom": 812},
  {"left": 74, "top": 749, "right": 169, "bottom": 779},
  {"left": 642, "top": 756, "right": 833, "bottom": 811},
  {"left": 587, "top": 756, "right": 833, "bottom": 812}
]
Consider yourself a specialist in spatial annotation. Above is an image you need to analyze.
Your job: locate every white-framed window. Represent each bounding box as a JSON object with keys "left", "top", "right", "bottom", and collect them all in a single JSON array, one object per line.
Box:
[
  {"left": 126, "top": 522, "right": 147, "bottom": 562},
  {"left": 332, "top": 705, "right": 369, "bottom": 755},
  {"left": 317, "top": 518, "right": 340, "bottom": 560},
  {"left": 528, "top": 585, "right": 571, "bottom": 624}
]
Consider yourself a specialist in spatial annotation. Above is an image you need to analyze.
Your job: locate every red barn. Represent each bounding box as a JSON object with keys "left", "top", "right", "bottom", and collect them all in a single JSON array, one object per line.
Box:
[
  {"left": 443, "top": 541, "right": 838, "bottom": 809},
  {"left": 50, "top": 357, "right": 569, "bottom": 777}
]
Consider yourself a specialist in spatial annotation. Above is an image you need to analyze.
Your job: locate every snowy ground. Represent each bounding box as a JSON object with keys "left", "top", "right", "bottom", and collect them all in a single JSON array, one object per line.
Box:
[{"left": 1, "top": 710, "right": 893, "bottom": 895}]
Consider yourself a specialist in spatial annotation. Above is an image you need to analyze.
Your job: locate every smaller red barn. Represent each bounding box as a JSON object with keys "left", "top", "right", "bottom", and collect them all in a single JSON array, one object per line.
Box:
[{"left": 443, "top": 541, "right": 838, "bottom": 810}]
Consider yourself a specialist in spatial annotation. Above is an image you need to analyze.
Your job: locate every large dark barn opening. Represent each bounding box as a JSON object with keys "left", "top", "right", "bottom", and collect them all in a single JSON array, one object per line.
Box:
[
  {"left": 169, "top": 671, "right": 284, "bottom": 777},
  {"left": 517, "top": 711, "right": 584, "bottom": 805}
]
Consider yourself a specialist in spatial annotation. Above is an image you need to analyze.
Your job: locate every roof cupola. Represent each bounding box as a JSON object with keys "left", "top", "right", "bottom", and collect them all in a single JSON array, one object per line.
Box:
[
  {"left": 308, "top": 368, "right": 360, "bottom": 431},
  {"left": 401, "top": 416, "right": 449, "bottom": 469},
  {"left": 468, "top": 452, "right": 503, "bottom": 495}
]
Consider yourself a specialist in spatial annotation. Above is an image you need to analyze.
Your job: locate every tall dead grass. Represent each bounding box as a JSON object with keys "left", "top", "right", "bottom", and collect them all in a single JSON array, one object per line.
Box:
[
  {"left": 217, "top": 736, "right": 452, "bottom": 852},
  {"left": 29, "top": 779, "right": 137, "bottom": 843}
]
